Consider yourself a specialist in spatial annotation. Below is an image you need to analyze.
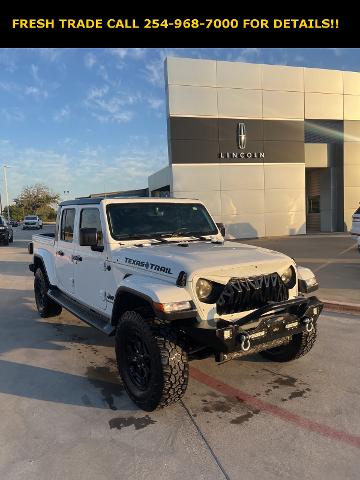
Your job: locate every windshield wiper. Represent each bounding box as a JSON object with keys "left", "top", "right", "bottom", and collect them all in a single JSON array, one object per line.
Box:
[
  {"left": 117, "top": 233, "right": 170, "bottom": 243},
  {"left": 166, "top": 228, "right": 209, "bottom": 241}
]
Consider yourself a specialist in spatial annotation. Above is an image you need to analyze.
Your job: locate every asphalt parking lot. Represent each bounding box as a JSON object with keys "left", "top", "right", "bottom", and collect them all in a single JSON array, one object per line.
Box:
[
  {"left": 239, "top": 234, "right": 360, "bottom": 305},
  {"left": 0, "top": 227, "right": 359, "bottom": 479}
]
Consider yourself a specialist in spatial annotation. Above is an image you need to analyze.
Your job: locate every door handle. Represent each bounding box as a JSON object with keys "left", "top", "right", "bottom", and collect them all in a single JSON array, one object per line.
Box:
[
  {"left": 72, "top": 255, "right": 82, "bottom": 262},
  {"left": 56, "top": 250, "right": 64, "bottom": 256}
]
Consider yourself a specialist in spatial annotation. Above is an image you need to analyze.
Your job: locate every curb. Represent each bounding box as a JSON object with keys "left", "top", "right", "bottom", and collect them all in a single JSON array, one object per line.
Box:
[{"left": 322, "top": 299, "right": 360, "bottom": 314}]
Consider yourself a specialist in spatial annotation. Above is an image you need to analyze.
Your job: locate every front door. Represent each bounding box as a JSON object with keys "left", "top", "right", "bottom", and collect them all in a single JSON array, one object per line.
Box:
[
  {"left": 73, "top": 207, "right": 108, "bottom": 311},
  {"left": 55, "top": 207, "right": 76, "bottom": 294},
  {"left": 306, "top": 169, "right": 321, "bottom": 232}
]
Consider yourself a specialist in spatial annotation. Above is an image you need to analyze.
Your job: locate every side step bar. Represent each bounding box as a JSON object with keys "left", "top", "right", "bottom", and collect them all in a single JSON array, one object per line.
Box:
[{"left": 48, "top": 289, "right": 115, "bottom": 336}]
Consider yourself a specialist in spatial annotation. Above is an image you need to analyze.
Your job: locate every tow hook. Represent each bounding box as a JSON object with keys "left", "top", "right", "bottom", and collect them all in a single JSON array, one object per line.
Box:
[
  {"left": 240, "top": 334, "right": 251, "bottom": 351},
  {"left": 303, "top": 317, "right": 314, "bottom": 333}
]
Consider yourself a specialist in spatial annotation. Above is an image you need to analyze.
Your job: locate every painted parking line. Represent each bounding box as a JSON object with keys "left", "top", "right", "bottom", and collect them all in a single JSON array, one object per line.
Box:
[
  {"left": 313, "top": 244, "right": 356, "bottom": 274},
  {"left": 190, "top": 366, "right": 360, "bottom": 449}
]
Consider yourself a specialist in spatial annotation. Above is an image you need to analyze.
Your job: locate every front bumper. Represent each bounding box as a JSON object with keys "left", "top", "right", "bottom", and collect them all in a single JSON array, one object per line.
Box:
[{"left": 182, "top": 296, "right": 323, "bottom": 361}]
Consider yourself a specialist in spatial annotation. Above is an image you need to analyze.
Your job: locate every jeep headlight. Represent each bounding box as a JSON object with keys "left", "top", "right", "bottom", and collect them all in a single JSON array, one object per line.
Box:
[
  {"left": 281, "top": 266, "right": 296, "bottom": 289},
  {"left": 196, "top": 278, "right": 213, "bottom": 301}
]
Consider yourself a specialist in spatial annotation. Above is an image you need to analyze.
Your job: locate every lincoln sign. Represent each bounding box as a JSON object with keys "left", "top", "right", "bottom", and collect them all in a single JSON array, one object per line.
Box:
[
  {"left": 218, "top": 122, "right": 265, "bottom": 160},
  {"left": 218, "top": 151, "right": 265, "bottom": 159}
]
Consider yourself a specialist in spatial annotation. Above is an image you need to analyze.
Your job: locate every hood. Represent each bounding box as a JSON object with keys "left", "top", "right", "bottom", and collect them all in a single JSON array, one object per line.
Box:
[{"left": 111, "top": 240, "right": 293, "bottom": 284}]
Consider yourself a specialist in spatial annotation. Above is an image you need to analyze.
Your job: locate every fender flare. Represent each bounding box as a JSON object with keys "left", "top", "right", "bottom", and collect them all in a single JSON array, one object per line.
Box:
[
  {"left": 111, "top": 287, "right": 157, "bottom": 326},
  {"left": 33, "top": 253, "right": 57, "bottom": 287},
  {"left": 111, "top": 286, "right": 197, "bottom": 326}
]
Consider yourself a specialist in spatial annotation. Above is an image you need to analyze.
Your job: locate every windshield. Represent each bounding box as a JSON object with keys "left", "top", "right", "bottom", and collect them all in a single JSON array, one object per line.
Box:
[
  {"left": 25, "top": 216, "right": 37, "bottom": 220},
  {"left": 0, "top": 217, "right": 5, "bottom": 226},
  {"left": 107, "top": 202, "right": 218, "bottom": 240}
]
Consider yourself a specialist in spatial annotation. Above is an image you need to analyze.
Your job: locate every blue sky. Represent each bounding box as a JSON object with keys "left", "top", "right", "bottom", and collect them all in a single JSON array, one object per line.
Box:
[{"left": 0, "top": 47, "right": 359, "bottom": 203}]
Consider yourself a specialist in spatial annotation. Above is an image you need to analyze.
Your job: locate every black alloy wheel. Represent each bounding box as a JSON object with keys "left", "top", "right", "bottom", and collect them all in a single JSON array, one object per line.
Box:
[
  {"left": 125, "top": 332, "right": 152, "bottom": 391},
  {"left": 34, "top": 268, "right": 62, "bottom": 318},
  {"left": 116, "top": 311, "right": 189, "bottom": 411}
]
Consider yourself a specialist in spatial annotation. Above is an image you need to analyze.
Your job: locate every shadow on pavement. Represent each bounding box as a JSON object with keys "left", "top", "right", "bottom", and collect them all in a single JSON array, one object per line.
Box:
[
  {"left": 0, "top": 358, "right": 131, "bottom": 411},
  {"left": 0, "top": 288, "right": 136, "bottom": 411}
]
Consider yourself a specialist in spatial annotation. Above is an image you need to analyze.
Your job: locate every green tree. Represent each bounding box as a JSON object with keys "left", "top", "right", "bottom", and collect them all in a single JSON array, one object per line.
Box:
[
  {"left": 12, "top": 184, "right": 60, "bottom": 221},
  {"left": 1, "top": 204, "right": 24, "bottom": 221}
]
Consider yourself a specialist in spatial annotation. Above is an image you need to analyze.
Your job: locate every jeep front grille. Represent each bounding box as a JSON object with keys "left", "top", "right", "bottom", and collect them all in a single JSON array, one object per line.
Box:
[{"left": 216, "top": 273, "right": 289, "bottom": 315}]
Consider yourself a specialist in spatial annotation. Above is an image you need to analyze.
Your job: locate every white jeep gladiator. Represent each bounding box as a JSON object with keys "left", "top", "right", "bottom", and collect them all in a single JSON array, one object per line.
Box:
[{"left": 28, "top": 197, "right": 322, "bottom": 411}]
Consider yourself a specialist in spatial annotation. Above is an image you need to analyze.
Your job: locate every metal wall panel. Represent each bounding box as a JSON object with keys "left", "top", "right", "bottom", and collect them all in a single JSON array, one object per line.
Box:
[
  {"left": 262, "top": 64, "right": 304, "bottom": 92},
  {"left": 217, "top": 61, "right": 262, "bottom": 89},
  {"left": 304, "top": 68, "right": 343, "bottom": 94},
  {"left": 217, "top": 88, "right": 262, "bottom": 118},
  {"left": 263, "top": 91, "right": 304, "bottom": 119},
  {"left": 166, "top": 57, "right": 216, "bottom": 87}
]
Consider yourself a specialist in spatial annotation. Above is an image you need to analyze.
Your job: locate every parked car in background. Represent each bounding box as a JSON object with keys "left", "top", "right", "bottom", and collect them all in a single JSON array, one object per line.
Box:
[
  {"left": 23, "top": 215, "right": 43, "bottom": 230},
  {"left": 9, "top": 219, "right": 19, "bottom": 227},
  {"left": 350, "top": 206, "right": 360, "bottom": 251},
  {"left": 0, "top": 215, "right": 13, "bottom": 245}
]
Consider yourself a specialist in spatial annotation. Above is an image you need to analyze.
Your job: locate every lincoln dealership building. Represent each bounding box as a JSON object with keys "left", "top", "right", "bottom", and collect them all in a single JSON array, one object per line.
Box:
[{"left": 148, "top": 57, "right": 360, "bottom": 238}]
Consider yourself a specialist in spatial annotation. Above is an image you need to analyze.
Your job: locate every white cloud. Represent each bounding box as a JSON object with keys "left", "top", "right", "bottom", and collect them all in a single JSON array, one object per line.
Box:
[
  {"left": 36, "top": 48, "right": 64, "bottom": 63},
  {"left": 84, "top": 52, "right": 97, "bottom": 68},
  {"left": 1, "top": 108, "right": 25, "bottom": 122},
  {"left": 0, "top": 49, "right": 18, "bottom": 72},
  {"left": 53, "top": 105, "right": 71, "bottom": 122},
  {"left": 92, "top": 111, "right": 133, "bottom": 123},
  {"left": 0, "top": 136, "right": 168, "bottom": 201},
  {"left": 143, "top": 49, "right": 179, "bottom": 87},
  {"left": 327, "top": 48, "right": 343, "bottom": 57},
  {"left": 0, "top": 81, "right": 18, "bottom": 93},
  {"left": 24, "top": 86, "right": 49, "bottom": 100},
  {"left": 85, "top": 85, "right": 141, "bottom": 123},
  {"left": 147, "top": 97, "right": 164, "bottom": 110},
  {"left": 87, "top": 85, "right": 109, "bottom": 100},
  {"left": 30, "top": 64, "right": 41, "bottom": 83},
  {"left": 145, "top": 61, "right": 164, "bottom": 87},
  {"left": 235, "top": 48, "right": 262, "bottom": 62},
  {"left": 109, "top": 48, "right": 146, "bottom": 60}
]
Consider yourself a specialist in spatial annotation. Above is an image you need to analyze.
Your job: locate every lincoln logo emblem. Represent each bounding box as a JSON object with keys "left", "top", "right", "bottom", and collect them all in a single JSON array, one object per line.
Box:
[
  {"left": 237, "top": 122, "right": 246, "bottom": 149},
  {"left": 218, "top": 121, "right": 264, "bottom": 159}
]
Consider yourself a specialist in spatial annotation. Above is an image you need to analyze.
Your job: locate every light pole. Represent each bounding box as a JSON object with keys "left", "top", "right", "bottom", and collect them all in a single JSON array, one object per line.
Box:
[{"left": 3, "top": 165, "right": 10, "bottom": 222}]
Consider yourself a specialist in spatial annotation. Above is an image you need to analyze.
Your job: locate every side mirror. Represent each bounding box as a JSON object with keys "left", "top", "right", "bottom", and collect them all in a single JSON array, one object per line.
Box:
[
  {"left": 216, "top": 222, "right": 226, "bottom": 237},
  {"left": 79, "top": 227, "right": 98, "bottom": 247}
]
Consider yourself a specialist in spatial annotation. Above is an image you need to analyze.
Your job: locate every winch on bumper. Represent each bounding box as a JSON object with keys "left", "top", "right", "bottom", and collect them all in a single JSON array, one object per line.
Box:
[{"left": 183, "top": 296, "right": 323, "bottom": 362}]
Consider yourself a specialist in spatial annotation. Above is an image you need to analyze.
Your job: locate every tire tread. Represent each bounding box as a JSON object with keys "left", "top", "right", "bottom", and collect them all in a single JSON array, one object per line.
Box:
[{"left": 260, "top": 327, "right": 317, "bottom": 362}]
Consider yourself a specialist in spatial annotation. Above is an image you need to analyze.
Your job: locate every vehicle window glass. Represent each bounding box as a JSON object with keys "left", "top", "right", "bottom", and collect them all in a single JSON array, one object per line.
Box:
[
  {"left": 80, "top": 208, "right": 103, "bottom": 246},
  {"left": 0, "top": 217, "right": 4, "bottom": 226},
  {"left": 106, "top": 203, "right": 217, "bottom": 240},
  {"left": 355, "top": 207, "right": 360, "bottom": 215},
  {"left": 60, "top": 209, "right": 75, "bottom": 242}
]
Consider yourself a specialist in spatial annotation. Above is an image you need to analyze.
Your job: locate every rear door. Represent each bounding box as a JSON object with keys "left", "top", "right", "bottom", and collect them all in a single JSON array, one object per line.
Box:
[
  {"left": 73, "top": 206, "right": 109, "bottom": 311},
  {"left": 55, "top": 207, "right": 76, "bottom": 295},
  {"left": 351, "top": 206, "right": 360, "bottom": 237}
]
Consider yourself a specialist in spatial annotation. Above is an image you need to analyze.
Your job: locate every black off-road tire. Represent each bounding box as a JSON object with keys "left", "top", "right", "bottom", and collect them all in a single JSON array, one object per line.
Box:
[
  {"left": 115, "top": 311, "right": 189, "bottom": 411},
  {"left": 3, "top": 236, "right": 9, "bottom": 246},
  {"left": 260, "top": 326, "right": 317, "bottom": 362},
  {"left": 34, "top": 267, "right": 62, "bottom": 318}
]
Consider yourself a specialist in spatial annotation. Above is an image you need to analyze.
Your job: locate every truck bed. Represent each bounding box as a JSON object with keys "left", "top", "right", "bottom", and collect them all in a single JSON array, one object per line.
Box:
[{"left": 32, "top": 233, "right": 55, "bottom": 245}]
